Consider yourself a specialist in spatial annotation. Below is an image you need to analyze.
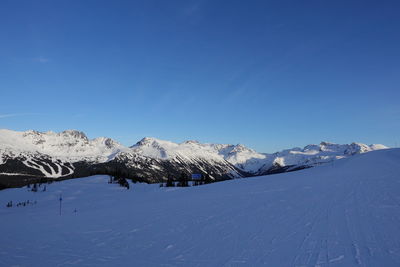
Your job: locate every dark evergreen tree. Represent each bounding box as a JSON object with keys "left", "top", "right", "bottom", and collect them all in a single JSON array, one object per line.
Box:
[
  {"left": 116, "top": 177, "right": 129, "bottom": 189},
  {"left": 179, "top": 172, "right": 189, "bottom": 187},
  {"left": 31, "top": 183, "right": 38, "bottom": 192},
  {"left": 166, "top": 174, "right": 174, "bottom": 187}
]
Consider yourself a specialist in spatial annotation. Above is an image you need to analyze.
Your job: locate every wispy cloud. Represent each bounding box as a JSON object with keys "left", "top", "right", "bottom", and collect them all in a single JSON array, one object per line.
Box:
[
  {"left": 33, "top": 56, "right": 50, "bottom": 63},
  {"left": 0, "top": 114, "right": 20, "bottom": 119},
  {"left": 0, "top": 113, "right": 40, "bottom": 119}
]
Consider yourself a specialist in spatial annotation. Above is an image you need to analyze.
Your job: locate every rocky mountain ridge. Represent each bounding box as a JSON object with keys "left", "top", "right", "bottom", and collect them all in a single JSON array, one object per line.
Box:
[{"left": 0, "top": 129, "right": 388, "bottom": 188}]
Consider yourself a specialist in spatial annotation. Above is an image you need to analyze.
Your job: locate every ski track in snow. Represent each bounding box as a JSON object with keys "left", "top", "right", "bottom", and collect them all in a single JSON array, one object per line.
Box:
[
  {"left": 22, "top": 159, "right": 74, "bottom": 178},
  {"left": 0, "top": 149, "right": 400, "bottom": 266}
]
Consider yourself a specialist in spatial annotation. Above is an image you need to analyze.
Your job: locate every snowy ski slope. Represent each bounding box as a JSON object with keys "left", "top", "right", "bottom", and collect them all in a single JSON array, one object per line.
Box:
[{"left": 1, "top": 148, "right": 400, "bottom": 266}]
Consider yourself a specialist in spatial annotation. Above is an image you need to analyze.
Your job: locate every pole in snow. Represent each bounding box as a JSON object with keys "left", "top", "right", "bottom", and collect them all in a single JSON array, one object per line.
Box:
[{"left": 59, "top": 194, "right": 62, "bottom": 216}]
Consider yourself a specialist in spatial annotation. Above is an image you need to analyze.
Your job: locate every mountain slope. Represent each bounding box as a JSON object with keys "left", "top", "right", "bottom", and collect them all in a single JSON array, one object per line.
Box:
[
  {"left": 254, "top": 141, "right": 389, "bottom": 175},
  {"left": 0, "top": 129, "right": 126, "bottom": 163},
  {"left": 1, "top": 148, "right": 400, "bottom": 266},
  {"left": 0, "top": 129, "right": 388, "bottom": 188}
]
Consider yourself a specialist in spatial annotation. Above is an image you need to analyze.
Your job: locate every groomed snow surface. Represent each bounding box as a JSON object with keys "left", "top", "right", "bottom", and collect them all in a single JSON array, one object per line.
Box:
[{"left": 1, "top": 148, "right": 400, "bottom": 266}]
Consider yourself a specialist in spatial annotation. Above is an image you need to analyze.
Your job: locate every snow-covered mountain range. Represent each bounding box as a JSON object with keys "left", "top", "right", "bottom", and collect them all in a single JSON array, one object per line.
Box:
[{"left": 0, "top": 129, "right": 388, "bottom": 188}]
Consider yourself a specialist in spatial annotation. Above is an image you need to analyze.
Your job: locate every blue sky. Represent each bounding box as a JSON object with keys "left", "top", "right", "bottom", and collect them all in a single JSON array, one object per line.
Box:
[{"left": 1, "top": 0, "right": 399, "bottom": 152}]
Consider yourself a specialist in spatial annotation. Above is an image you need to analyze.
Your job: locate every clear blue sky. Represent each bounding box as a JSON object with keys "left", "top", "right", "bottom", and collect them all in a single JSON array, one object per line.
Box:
[{"left": 1, "top": 0, "right": 399, "bottom": 152}]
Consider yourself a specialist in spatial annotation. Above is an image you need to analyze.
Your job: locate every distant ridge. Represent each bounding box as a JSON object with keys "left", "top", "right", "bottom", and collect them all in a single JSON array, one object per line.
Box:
[{"left": 0, "top": 129, "right": 388, "bottom": 188}]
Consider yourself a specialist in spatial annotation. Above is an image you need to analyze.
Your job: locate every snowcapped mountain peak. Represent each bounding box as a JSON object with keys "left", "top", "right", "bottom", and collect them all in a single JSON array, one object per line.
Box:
[
  {"left": 131, "top": 137, "right": 177, "bottom": 159},
  {"left": 231, "top": 144, "right": 254, "bottom": 153},
  {"left": 319, "top": 141, "right": 334, "bottom": 146},
  {"left": 22, "top": 129, "right": 41, "bottom": 136},
  {"left": 133, "top": 137, "right": 171, "bottom": 147},
  {"left": 255, "top": 141, "right": 389, "bottom": 175},
  {"left": 183, "top": 140, "right": 200, "bottom": 145},
  {"left": 345, "top": 142, "right": 370, "bottom": 154},
  {"left": 303, "top": 144, "right": 320, "bottom": 151},
  {"left": 131, "top": 137, "right": 222, "bottom": 162},
  {"left": 59, "top": 130, "right": 88, "bottom": 141},
  {"left": 369, "top": 144, "right": 388, "bottom": 150},
  {"left": 92, "top": 137, "right": 121, "bottom": 149},
  {"left": 302, "top": 141, "right": 387, "bottom": 155},
  {"left": 214, "top": 143, "right": 256, "bottom": 155},
  {"left": 0, "top": 129, "right": 126, "bottom": 163},
  {"left": 213, "top": 143, "right": 267, "bottom": 173},
  {"left": 135, "top": 137, "right": 156, "bottom": 145}
]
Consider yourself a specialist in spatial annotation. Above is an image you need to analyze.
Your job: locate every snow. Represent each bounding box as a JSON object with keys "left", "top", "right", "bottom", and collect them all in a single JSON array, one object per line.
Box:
[
  {"left": 1, "top": 148, "right": 400, "bottom": 266},
  {"left": 0, "top": 129, "right": 127, "bottom": 163},
  {"left": 255, "top": 142, "right": 389, "bottom": 173},
  {"left": 214, "top": 144, "right": 267, "bottom": 173},
  {"left": 22, "top": 158, "right": 74, "bottom": 178},
  {"left": 0, "top": 129, "right": 389, "bottom": 178},
  {"left": 130, "top": 137, "right": 388, "bottom": 174},
  {"left": 131, "top": 137, "right": 227, "bottom": 162}
]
